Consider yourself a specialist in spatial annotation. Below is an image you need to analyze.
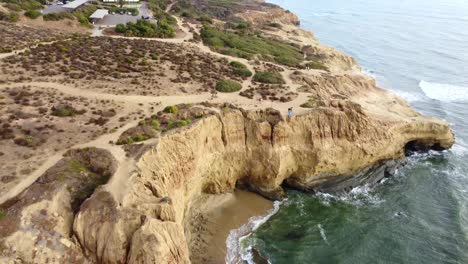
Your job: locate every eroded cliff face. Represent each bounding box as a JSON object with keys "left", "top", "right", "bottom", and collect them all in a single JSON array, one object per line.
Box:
[{"left": 71, "top": 75, "right": 453, "bottom": 263}]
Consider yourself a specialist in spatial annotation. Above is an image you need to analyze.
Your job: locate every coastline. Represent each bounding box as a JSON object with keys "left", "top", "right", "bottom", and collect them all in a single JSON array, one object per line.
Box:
[
  {"left": 0, "top": 0, "right": 457, "bottom": 263},
  {"left": 188, "top": 190, "right": 273, "bottom": 264}
]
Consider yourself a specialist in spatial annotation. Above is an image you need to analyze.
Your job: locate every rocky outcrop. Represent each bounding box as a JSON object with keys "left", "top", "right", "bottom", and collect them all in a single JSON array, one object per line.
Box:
[{"left": 72, "top": 81, "right": 453, "bottom": 263}]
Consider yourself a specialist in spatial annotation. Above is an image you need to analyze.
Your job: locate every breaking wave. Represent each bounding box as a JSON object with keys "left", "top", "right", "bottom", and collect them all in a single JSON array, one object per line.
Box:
[
  {"left": 225, "top": 200, "right": 284, "bottom": 264},
  {"left": 419, "top": 80, "right": 468, "bottom": 102}
]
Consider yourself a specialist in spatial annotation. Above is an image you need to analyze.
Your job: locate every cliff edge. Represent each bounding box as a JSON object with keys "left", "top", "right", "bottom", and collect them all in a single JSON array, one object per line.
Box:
[{"left": 0, "top": 1, "right": 455, "bottom": 263}]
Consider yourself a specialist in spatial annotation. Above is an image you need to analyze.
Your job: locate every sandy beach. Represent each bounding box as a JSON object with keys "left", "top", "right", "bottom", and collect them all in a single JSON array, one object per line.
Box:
[{"left": 188, "top": 190, "right": 273, "bottom": 263}]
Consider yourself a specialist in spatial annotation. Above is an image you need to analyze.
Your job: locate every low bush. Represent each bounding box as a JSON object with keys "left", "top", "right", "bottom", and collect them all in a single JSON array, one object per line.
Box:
[
  {"left": 0, "top": 209, "right": 6, "bottom": 220},
  {"left": 305, "top": 61, "right": 329, "bottom": 71},
  {"left": 2, "top": 0, "right": 43, "bottom": 11},
  {"left": 229, "top": 61, "right": 252, "bottom": 77},
  {"left": 43, "top": 12, "right": 74, "bottom": 21},
  {"left": 115, "top": 19, "right": 175, "bottom": 38},
  {"left": 215, "top": 79, "right": 242, "bottom": 93},
  {"left": 163, "top": 105, "right": 178, "bottom": 113},
  {"left": 253, "top": 71, "right": 285, "bottom": 84},
  {"left": 24, "top": 9, "right": 41, "bottom": 19},
  {"left": 74, "top": 4, "right": 98, "bottom": 27},
  {"left": 233, "top": 67, "right": 252, "bottom": 78},
  {"left": 0, "top": 11, "right": 19, "bottom": 22},
  {"left": 201, "top": 25, "right": 304, "bottom": 67},
  {"left": 229, "top": 61, "right": 246, "bottom": 69}
]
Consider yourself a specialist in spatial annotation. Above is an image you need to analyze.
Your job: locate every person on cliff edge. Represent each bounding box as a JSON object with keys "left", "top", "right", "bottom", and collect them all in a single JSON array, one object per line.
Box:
[{"left": 288, "top": 107, "right": 293, "bottom": 120}]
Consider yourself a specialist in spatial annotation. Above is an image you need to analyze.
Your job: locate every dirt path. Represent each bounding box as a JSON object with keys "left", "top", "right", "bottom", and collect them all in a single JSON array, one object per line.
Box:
[
  {"left": 165, "top": 0, "right": 178, "bottom": 13},
  {"left": 0, "top": 12, "right": 317, "bottom": 204}
]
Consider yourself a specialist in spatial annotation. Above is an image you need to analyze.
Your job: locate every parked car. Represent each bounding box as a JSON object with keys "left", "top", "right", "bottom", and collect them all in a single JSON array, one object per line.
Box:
[
  {"left": 57, "top": 2, "right": 63, "bottom": 5},
  {"left": 119, "top": 11, "right": 124, "bottom": 15},
  {"left": 127, "top": 12, "right": 132, "bottom": 15},
  {"left": 111, "top": 12, "right": 115, "bottom": 15}
]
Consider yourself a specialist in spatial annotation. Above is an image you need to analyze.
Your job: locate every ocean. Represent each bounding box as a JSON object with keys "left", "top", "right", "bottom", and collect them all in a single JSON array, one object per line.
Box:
[{"left": 235, "top": 0, "right": 468, "bottom": 263}]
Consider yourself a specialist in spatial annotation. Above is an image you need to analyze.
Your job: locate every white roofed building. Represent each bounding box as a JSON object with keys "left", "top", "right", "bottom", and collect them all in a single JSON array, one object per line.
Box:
[
  {"left": 89, "top": 9, "right": 109, "bottom": 23},
  {"left": 62, "top": 0, "right": 89, "bottom": 10}
]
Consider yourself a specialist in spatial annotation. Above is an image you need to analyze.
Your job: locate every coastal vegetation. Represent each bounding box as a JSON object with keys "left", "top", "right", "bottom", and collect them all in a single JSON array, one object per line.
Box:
[
  {"left": 117, "top": 104, "right": 209, "bottom": 145},
  {"left": 73, "top": 4, "right": 99, "bottom": 27},
  {"left": 305, "top": 61, "right": 329, "bottom": 71},
  {"left": 253, "top": 71, "right": 285, "bottom": 84},
  {"left": 43, "top": 12, "right": 74, "bottom": 21},
  {"left": 200, "top": 25, "right": 304, "bottom": 67},
  {"left": 148, "top": 0, "right": 177, "bottom": 24},
  {"left": 215, "top": 79, "right": 242, "bottom": 92},
  {"left": 0, "top": 22, "right": 75, "bottom": 53},
  {"left": 0, "top": 11, "right": 19, "bottom": 22},
  {"left": 115, "top": 19, "right": 175, "bottom": 38},
  {"left": 24, "top": 9, "right": 41, "bottom": 19},
  {"left": 229, "top": 61, "right": 252, "bottom": 77},
  {"left": 1, "top": 0, "right": 43, "bottom": 11}
]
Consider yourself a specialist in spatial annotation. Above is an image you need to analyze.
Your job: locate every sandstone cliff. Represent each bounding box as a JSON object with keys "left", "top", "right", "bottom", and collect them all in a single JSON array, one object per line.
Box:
[
  {"left": 0, "top": 2, "right": 456, "bottom": 263},
  {"left": 71, "top": 79, "right": 453, "bottom": 263}
]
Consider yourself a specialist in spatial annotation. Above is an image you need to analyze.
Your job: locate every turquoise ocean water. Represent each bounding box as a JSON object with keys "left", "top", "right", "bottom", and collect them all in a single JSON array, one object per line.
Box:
[{"left": 235, "top": 0, "right": 468, "bottom": 263}]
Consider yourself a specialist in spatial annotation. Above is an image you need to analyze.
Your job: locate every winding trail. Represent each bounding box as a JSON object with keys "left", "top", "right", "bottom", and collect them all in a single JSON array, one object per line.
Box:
[{"left": 0, "top": 12, "right": 318, "bottom": 204}]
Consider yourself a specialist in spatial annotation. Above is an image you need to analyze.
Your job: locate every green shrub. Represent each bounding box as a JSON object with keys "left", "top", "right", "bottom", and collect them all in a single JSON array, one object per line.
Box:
[
  {"left": 229, "top": 61, "right": 252, "bottom": 77},
  {"left": 43, "top": 12, "right": 74, "bottom": 21},
  {"left": 201, "top": 26, "right": 303, "bottom": 67},
  {"left": 0, "top": 11, "right": 19, "bottom": 22},
  {"left": 150, "top": 120, "right": 160, "bottom": 129},
  {"left": 0, "top": 209, "right": 6, "bottom": 220},
  {"left": 253, "top": 71, "right": 285, "bottom": 84},
  {"left": 73, "top": 5, "right": 98, "bottom": 27},
  {"left": 24, "top": 9, "right": 41, "bottom": 19},
  {"left": 3, "top": 0, "right": 43, "bottom": 11},
  {"left": 305, "top": 61, "right": 329, "bottom": 71},
  {"left": 148, "top": 0, "right": 176, "bottom": 24},
  {"left": 232, "top": 67, "right": 252, "bottom": 77},
  {"left": 115, "top": 19, "right": 175, "bottom": 38},
  {"left": 52, "top": 108, "right": 75, "bottom": 117},
  {"left": 215, "top": 79, "right": 242, "bottom": 93},
  {"left": 229, "top": 61, "right": 246, "bottom": 69},
  {"left": 177, "top": 119, "right": 191, "bottom": 126},
  {"left": 236, "top": 21, "right": 250, "bottom": 29},
  {"left": 198, "top": 15, "right": 212, "bottom": 24},
  {"left": 163, "top": 105, "right": 178, "bottom": 113},
  {"left": 115, "top": 23, "right": 126, "bottom": 33}
]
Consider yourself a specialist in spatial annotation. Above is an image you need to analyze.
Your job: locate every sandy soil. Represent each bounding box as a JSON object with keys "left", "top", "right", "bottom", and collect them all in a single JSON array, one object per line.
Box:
[{"left": 188, "top": 190, "right": 273, "bottom": 264}]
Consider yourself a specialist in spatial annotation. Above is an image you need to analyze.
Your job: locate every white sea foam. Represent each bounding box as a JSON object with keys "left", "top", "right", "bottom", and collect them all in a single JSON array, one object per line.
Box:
[
  {"left": 419, "top": 80, "right": 468, "bottom": 102},
  {"left": 392, "top": 90, "right": 426, "bottom": 102},
  {"left": 225, "top": 200, "right": 284, "bottom": 264},
  {"left": 317, "top": 224, "right": 330, "bottom": 245},
  {"left": 315, "top": 184, "right": 384, "bottom": 207}
]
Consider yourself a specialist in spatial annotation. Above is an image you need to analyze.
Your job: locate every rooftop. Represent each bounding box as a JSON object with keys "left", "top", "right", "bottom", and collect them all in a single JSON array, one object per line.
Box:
[
  {"left": 89, "top": 9, "right": 109, "bottom": 19},
  {"left": 63, "top": 0, "right": 89, "bottom": 9}
]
